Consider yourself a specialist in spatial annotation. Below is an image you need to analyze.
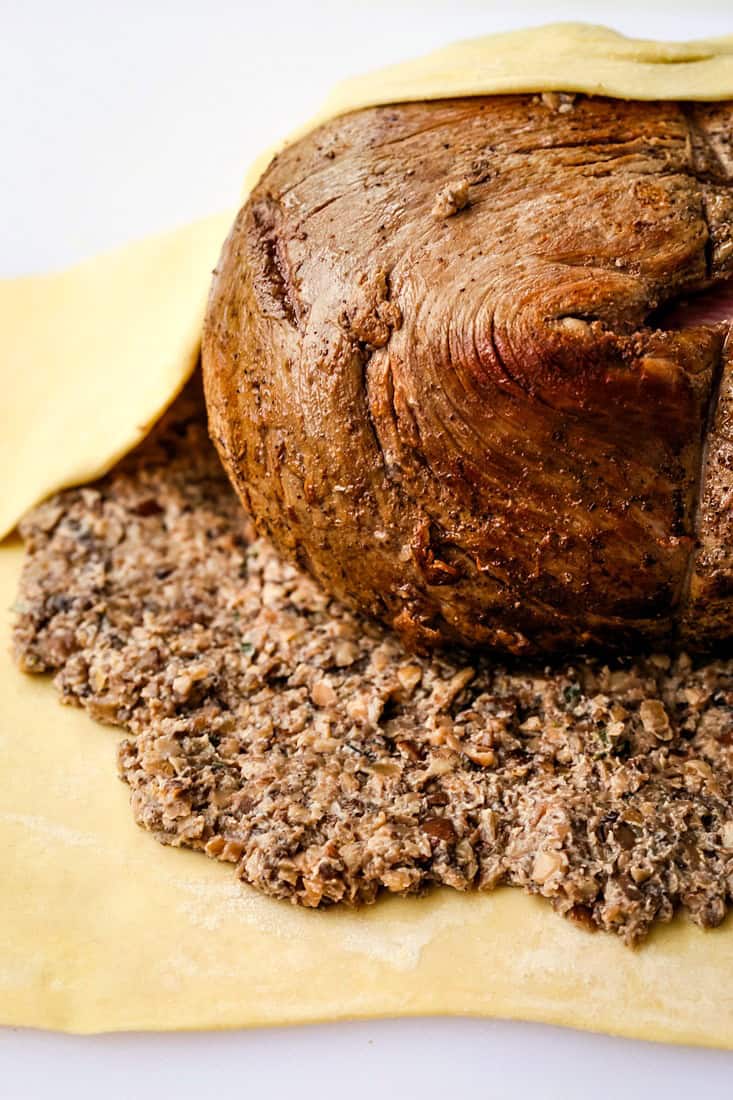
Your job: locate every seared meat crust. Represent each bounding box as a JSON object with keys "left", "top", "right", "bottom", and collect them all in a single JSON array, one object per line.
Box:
[{"left": 204, "top": 96, "right": 733, "bottom": 654}]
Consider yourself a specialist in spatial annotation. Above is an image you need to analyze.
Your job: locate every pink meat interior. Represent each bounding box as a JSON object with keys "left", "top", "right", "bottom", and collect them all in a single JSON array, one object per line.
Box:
[{"left": 654, "top": 276, "right": 733, "bottom": 329}]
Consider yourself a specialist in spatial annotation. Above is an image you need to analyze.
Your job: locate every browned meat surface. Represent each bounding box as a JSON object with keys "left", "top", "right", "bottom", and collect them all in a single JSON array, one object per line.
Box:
[{"left": 203, "top": 94, "right": 733, "bottom": 655}]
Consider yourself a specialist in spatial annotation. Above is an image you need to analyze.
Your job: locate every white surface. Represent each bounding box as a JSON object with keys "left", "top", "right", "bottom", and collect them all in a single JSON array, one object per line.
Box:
[
  {"left": 3, "top": 1019, "right": 733, "bottom": 1100},
  {"left": 3, "top": 0, "right": 733, "bottom": 1096}
]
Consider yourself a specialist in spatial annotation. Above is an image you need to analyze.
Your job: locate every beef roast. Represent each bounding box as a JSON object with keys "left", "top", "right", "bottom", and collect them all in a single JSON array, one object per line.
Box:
[{"left": 203, "top": 95, "right": 733, "bottom": 655}]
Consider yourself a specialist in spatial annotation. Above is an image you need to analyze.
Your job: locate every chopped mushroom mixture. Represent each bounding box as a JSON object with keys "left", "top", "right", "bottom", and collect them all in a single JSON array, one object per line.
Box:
[{"left": 13, "top": 380, "right": 733, "bottom": 944}]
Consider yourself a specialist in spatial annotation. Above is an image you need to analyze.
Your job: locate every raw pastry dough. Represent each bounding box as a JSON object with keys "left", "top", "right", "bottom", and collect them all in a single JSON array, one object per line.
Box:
[
  {"left": 317, "top": 22, "right": 733, "bottom": 116},
  {"left": 1, "top": 538, "right": 733, "bottom": 1041},
  {"left": 0, "top": 213, "right": 231, "bottom": 538},
  {"left": 3, "top": 25, "right": 733, "bottom": 1041}
]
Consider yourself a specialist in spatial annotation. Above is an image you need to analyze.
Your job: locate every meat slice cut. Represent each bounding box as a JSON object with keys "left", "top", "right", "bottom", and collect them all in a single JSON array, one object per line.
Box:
[
  {"left": 682, "top": 334, "right": 733, "bottom": 645},
  {"left": 655, "top": 277, "right": 733, "bottom": 329}
]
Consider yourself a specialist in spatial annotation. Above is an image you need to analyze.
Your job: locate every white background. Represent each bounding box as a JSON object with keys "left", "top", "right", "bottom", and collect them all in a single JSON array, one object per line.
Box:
[{"left": 3, "top": 1, "right": 733, "bottom": 1096}]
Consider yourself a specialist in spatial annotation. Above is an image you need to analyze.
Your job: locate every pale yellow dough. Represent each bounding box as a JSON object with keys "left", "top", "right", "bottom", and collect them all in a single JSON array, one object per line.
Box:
[
  {"left": 0, "top": 213, "right": 231, "bottom": 539},
  {"left": 3, "top": 24, "right": 733, "bottom": 1041},
  {"left": 319, "top": 22, "right": 733, "bottom": 115},
  {"left": 2, "top": 537, "right": 733, "bottom": 1041}
]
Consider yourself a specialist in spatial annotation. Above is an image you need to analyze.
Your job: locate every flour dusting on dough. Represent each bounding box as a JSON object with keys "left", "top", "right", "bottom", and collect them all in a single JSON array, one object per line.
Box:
[{"left": 1, "top": 811, "right": 100, "bottom": 851}]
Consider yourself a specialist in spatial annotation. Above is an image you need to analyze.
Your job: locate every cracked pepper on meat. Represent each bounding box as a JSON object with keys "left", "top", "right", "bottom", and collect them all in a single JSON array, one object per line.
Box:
[{"left": 12, "top": 380, "right": 733, "bottom": 945}]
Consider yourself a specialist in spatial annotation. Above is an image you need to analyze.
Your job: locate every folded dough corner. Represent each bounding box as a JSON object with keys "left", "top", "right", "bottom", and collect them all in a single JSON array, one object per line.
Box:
[{"left": 2, "top": 22, "right": 733, "bottom": 540}]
